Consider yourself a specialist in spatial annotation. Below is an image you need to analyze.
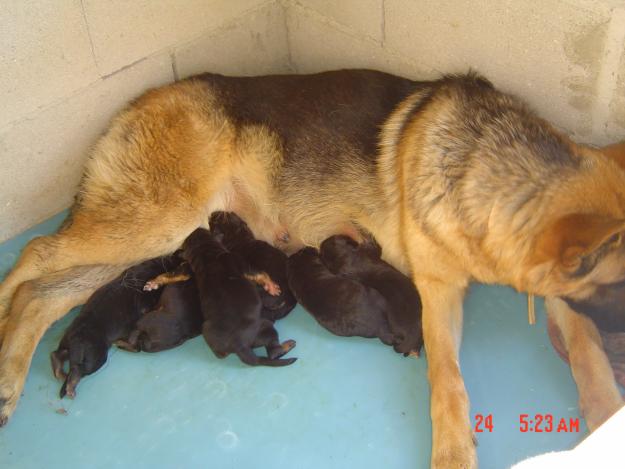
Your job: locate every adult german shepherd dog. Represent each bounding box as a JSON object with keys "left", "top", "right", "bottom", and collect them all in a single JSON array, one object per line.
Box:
[{"left": 1, "top": 70, "right": 625, "bottom": 468}]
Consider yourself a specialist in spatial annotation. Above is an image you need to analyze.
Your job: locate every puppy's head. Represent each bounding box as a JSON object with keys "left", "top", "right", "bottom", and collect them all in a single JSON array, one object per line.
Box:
[
  {"left": 357, "top": 237, "right": 382, "bottom": 260},
  {"left": 209, "top": 211, "right": 254, "bottom": 248},
  {"left": 319, "top": 235, "right": 361, "bottom": 273},
  {"left": 182, "top": 228, "right": 225, "bottom": 261}
]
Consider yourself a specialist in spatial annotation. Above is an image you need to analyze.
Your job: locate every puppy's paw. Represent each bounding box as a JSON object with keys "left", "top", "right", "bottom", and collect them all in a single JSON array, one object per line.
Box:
[
  {"left": 143, "top": 280, "right": 160, "bottom": 292},
  {"left": 264, "top": 281, "right": 281, "bottom": 297},
  {"left": 280, "top": 339, "right": 296, "bottom": 354}
]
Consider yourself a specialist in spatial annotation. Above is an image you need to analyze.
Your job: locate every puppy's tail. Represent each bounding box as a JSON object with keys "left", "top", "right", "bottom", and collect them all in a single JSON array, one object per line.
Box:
[
  {"left": 237, "top": 348, "right": 297, "bottom": 367},
  {"left": 59, "top": 367, "right": 82, "bottom": 399}
]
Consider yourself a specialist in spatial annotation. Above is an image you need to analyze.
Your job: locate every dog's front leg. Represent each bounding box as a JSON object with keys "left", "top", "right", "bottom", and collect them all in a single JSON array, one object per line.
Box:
[
  {"left": 417, "top": 277, "right": 476, "bottom": 469},
  {"left": 545, "top": 297, "right": 624, "bottom": 431}
]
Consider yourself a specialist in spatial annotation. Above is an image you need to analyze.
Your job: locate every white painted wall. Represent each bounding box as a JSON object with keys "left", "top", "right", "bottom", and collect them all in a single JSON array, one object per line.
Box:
[
  {"left": 2, "top": 0, "right": 624, "bottom": 240},
  {"left": 0, "top": 0, "right": 290, "bottom": 241}
]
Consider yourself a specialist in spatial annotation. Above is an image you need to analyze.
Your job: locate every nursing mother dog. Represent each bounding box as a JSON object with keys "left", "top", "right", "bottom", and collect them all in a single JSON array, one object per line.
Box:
[{"left": 2, "top": 69, "right": 625, "bottom": 468}]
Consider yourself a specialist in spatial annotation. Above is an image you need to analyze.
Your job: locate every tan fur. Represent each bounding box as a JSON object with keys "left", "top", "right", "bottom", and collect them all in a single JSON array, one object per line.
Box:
[
  {"left": 368, "top": 80, "right": 625, "bottom": 466},
  {"left": 1, "top": 73, "right": 625, "bottom": 469},
  {"left": 545, "top": 297, "right": 624, "bottom": 430},
  {"left": 542, "top": 141, "right": 625, "bottom": 433}
]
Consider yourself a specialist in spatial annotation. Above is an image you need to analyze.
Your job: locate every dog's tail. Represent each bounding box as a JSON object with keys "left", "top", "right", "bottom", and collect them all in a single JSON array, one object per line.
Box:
[
  {"left": 59, "top": 367, "right": 82, "bottom": 399},
  {"left": 237, "top": 348, "right": 297, "bottom": 367}
]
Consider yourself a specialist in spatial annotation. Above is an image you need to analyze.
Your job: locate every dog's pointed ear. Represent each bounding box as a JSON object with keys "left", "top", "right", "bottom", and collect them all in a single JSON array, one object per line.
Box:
[{"left": 534, "top": 213, "right": 625, "bottom": 270}]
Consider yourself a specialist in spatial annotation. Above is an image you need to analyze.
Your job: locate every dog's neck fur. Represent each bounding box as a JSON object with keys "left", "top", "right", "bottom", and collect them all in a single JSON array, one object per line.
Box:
[{"left": 363, "top": 81, "right": 625, "bottom": 297}]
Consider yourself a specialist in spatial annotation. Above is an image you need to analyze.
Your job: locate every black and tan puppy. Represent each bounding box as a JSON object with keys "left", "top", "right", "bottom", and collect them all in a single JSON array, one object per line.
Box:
[
  {"left": 209, "top": 211, "right": 296, "bottom": 321},
  {"left": 182, "top": 228, "right": 296, "bottom": 366},
  {"left": 50, "top": 255, "right": 179, "bottom": 398},
  {"left": 287, "top": 246, "right": 398, "bottom": 346},
  {"left": 117, "top": 279, "right": 203, "bottom": 353},
  {"left": 319, "top": 236, "right": 423, "bottom": 355}
]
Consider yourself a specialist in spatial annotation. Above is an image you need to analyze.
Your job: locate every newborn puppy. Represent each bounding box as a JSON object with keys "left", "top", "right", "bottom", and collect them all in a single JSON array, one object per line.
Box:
[
  {"left": 50, "top": 255, "right": 179, "bottom": 398},
  {"left": 116, "top": 279, "right": 202, "bottom": 353},
  {"left": 287, "top": 247, "right": 397, "bottom": 346},
  {"left": 209, "top": 211, "right": 296, "bottom": 321},
  {"left": 182, "top": 228, "right": 296, "bottom": 366},
  {"left": 320, "top": 235, "right": 423, "bottom": 355}
]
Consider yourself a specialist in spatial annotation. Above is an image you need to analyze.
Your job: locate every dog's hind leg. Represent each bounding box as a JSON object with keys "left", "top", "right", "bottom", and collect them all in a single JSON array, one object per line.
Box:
[
  {"left": 0, "top": 210, "right": 204, "bottom": 341},
  {"left": 237, "top": 347, "right": 297, "bottom": 367},
  {"left": 143, "top": 263, "right": 193, "bottom": 291},
  {"left": 50, "top": 349, "right": 69, "bottom": 380},
  {"left": 545, "top": 297, "right": 624, "bottom": 431},
  {"left": 0, "top": 264, "right": 122, "bottom": 425},
  {"left": 253, "top": 320, "right": 296, "bottom": 359},
  {"left": 0, "top": 229, "right": 119, "bottom": 333},
  {"left": 416, "top": 277, "right": 476, "bottom": 469},
  {"left": 114, "top": 329, "right": 142, "bottom": 353}
]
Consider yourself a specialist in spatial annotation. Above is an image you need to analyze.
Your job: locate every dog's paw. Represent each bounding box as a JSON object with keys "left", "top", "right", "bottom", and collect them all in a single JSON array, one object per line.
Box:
[
  {"left": 579, "top": 391, "right": 624, "bottom": 431},
  {"left": 0, "top": 381, "right": 19, "bottom": 427}
]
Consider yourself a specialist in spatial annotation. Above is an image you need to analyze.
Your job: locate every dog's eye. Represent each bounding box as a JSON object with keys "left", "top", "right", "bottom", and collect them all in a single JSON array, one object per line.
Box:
[{"left": 606, "top": 233, "right": 623, "bottom": 248}]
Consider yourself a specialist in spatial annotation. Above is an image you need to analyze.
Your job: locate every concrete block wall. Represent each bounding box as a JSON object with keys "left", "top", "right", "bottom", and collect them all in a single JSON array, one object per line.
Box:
[
  {"left": 0, "top": 0, "right": 290, "bottom": 242},
  {"left": 3, "top": 0, "right": 624, "bottom": 240},
  {"left": 286, "top": 0, "right": 625, "bottom": 145}
]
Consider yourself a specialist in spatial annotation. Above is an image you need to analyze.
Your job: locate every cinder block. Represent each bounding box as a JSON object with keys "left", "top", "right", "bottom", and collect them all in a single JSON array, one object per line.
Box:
[
  {"left": 0, "top": 54, "right": 174, "bottom": 242},
  {"left": 294, "top": 0, "right": 383, "bottom": 42},
  {"left": 176, "top": 2, "right": 291, "bottom": 78},
  {"left": 608, "top": 57, "right": 625, "bottom": 140},
  {"left": 0, "top": 0, "right": 99, "bottom": 129},
  {"left": 82, "top": 0, "right": 266, "bottom": 76},
  {"left": 385, "top": 0, "right": 612, "bottom": 139},
  {"left": 287, "top": 4, "right": 435, "bottom": 78}
]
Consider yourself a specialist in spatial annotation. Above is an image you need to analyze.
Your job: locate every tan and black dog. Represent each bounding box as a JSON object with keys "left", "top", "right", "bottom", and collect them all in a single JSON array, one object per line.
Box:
[
  {"left": 2, "top": 70, "right": 625, "bottom": 468},
  {"left": 543, "top": 141, "right": 625, "bottom": 433}
]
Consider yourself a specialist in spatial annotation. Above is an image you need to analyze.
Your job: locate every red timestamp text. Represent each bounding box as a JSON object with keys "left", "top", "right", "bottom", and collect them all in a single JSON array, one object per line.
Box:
[
  {"left": 519, "top": 414, "right": 580, "bottom": 433},
  {"left": 474, "top": 413, "right": 493, "bottom": 433}
]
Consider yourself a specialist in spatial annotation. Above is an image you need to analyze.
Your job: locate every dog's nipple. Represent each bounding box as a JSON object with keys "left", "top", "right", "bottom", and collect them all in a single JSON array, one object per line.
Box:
[{"left": 277, "top": 231, "right": 290, "bottom": 244}]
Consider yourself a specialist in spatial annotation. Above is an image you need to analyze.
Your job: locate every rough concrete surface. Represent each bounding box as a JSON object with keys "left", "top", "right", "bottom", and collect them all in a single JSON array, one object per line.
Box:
[{"left": 2, "top": 0, "right": 625, "bottom": 240}]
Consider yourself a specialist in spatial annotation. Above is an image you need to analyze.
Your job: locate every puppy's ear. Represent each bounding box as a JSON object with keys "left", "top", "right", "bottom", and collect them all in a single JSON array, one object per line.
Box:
[{"left": 534, "top": 213, "right": 625, "bottom": 271}]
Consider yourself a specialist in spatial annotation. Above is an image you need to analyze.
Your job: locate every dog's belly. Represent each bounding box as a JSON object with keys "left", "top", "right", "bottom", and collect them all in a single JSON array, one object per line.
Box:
[{"left": 209, "top": 178, "right": 364, "bottom": 256}]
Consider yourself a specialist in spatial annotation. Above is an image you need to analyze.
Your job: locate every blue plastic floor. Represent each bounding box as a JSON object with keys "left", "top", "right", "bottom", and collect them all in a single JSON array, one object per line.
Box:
[{"left": 0, "top": 212, "right": 586, "bottom": 469}]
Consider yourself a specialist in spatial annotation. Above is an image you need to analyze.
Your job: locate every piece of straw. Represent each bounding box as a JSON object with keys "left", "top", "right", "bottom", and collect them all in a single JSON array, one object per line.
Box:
[{"left": 528, "top": 293, "right": 536, "bottom": 325}]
